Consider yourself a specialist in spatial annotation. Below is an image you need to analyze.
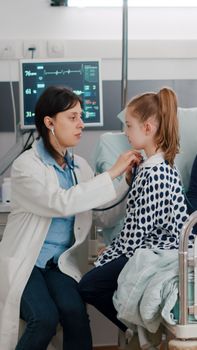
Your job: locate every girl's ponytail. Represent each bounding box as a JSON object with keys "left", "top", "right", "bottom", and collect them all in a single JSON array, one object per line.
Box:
[{"left": 155, "top": 88, "right": 180, "bottom": 166}]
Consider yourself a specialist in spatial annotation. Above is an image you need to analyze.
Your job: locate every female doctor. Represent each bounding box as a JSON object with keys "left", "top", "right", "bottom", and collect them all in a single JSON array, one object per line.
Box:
[{"left": 0, "top": 86, "right": 139, "bottom": 350}]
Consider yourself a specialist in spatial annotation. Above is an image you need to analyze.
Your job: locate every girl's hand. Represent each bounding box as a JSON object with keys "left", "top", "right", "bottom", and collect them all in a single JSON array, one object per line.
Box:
[{"left": 108, "top": 150, "right": 142, "bottom": 180}]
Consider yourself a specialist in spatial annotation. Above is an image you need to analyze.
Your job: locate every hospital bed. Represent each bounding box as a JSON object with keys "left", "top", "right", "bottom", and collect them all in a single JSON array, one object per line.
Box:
[{"left": 94, "top": 107, "right": 197, "bottom": 350}]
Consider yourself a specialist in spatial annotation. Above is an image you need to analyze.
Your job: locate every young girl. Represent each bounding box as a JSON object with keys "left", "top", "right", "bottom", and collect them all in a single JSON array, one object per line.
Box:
[{"left": 79, "top": 87, "right": 193, "bottom": 334}]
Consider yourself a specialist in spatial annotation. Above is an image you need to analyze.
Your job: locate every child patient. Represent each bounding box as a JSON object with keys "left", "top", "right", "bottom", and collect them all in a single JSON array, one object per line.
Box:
[{"left": 79, "top": 87, "right": 195, "bottom": 335}]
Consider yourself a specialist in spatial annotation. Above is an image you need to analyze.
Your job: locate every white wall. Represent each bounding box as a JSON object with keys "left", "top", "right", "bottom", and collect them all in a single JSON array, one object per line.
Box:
[{"left": 1, "top": 2, "right": 197, "bottom": 40}]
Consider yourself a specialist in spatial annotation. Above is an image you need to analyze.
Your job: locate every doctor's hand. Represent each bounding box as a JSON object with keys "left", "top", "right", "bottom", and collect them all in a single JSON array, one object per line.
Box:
[
  {"left": 125, "top": 150, "right": 142, "bottom": 185},
  {"left": 107, "top": 150, "right": 142, "bottom": 180}
]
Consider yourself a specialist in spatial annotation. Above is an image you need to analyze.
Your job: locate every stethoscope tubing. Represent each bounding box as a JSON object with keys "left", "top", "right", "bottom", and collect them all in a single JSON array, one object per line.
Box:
[
  {"left": 93, "top": 166, "right": 137, "bottom": 212},
  {"left": 65, "top": 152, "right": 78, "bottom": 185}
]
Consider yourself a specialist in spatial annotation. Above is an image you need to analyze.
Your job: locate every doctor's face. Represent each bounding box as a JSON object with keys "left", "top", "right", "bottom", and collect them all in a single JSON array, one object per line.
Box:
[{"left": 52, "top": 101, "right": 85, "bottom": 149}]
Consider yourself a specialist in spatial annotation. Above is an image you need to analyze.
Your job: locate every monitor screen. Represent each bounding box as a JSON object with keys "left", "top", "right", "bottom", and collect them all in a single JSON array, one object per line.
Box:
[{"left": 19, "top": 59, "right": 103, "bottom": 129}]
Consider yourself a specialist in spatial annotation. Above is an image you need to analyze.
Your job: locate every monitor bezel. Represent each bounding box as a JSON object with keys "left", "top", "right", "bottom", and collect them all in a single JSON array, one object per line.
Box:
[{"left": 19, "top": 58, "right": 103, "bottom": 130}]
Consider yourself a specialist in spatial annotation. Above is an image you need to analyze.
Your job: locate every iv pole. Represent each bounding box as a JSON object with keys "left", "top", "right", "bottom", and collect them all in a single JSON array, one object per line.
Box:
[{"left": 121, "top": 0, "right": 128, "bottom": 110}]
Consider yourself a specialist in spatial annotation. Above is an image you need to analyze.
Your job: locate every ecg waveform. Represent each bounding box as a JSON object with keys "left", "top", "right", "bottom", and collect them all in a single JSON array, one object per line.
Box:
[
  {"left": 44, "top": 69, "right": 82, "bottom": 76},
  {"left": 24, "top": 65, "right": 98, "bottom": 83}
]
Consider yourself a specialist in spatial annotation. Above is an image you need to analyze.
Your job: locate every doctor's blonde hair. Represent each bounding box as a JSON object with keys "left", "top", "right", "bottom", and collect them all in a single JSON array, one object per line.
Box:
[{"left": 126, "top": 87, "right": 179, "bottom": 166}]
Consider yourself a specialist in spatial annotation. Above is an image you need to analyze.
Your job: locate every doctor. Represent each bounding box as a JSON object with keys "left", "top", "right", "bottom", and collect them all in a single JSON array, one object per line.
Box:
[{"left": 0, "top": 86, "right": 139, "bottom": 350}]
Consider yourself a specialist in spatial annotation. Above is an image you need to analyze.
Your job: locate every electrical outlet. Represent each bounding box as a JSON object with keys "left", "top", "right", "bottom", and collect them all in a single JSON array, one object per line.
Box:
[
  {"left": 0, "top": 42, "right": 16, "bottom": 59},
  {"left": 47, "top": 40, "right": 65, "bottom": 58},
  {"left": 23, "top": 41, "right": 40, "bottom": 58}
]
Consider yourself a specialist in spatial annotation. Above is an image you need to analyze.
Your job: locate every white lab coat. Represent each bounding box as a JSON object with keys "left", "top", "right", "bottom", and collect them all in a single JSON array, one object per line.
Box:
[{"left": 0, "top": 142, "right": 127, "bottom": 350}]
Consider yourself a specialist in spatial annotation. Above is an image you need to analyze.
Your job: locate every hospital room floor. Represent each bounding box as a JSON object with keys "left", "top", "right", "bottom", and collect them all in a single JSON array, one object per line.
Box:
[
  {"left": 92, "top": 332, "right": 166, "bottom": 350},
  {"left": 93, "top": 347, "right": 118, "bottom": 350}
]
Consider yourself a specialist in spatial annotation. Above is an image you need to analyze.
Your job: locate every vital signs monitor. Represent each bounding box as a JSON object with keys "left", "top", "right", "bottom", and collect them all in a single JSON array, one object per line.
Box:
[{"left": 19, "top": 59, "right": 103, "bottom": 129}]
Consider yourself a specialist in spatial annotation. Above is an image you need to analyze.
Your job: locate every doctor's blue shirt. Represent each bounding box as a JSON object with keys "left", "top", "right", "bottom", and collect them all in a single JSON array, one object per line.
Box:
[{"left": 35, "top": 139, "right": 75, "bottom": 268}]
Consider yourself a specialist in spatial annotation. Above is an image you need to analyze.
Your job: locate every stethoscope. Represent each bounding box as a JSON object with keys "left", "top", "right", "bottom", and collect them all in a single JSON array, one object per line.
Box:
[
  {"left": 65, "top": 151, "right": 138, "bottom": 212},
  {"left": 51, "top": 127, "right": 79, "bottom": 185},
  {"left": 93, "top": 165, "right": 138, "bottom": 211},
  {"left": 64, "top": 152, "right": 78, "bottom": 186}
]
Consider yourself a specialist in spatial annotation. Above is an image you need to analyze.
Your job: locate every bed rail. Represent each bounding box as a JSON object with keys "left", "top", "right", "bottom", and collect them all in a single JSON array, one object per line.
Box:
[{"left": 179, "top": 210, "right": 197, "bottom": 325}]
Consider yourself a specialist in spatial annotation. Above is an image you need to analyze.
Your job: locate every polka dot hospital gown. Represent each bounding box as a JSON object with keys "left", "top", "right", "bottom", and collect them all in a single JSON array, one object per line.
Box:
[{"left": 96, "top": 153, "right": 195, "bottom": 267}]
